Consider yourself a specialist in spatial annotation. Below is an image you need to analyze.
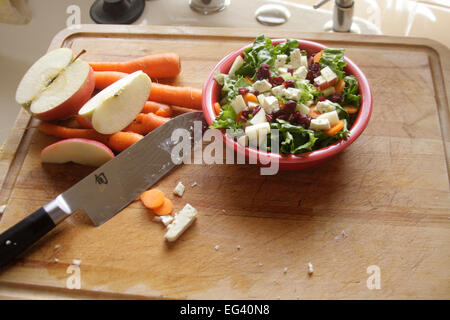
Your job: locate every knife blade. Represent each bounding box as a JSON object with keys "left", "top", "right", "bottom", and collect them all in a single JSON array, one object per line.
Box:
[{"left": 0, "top": 111, "right": 206, "bottom": 268}]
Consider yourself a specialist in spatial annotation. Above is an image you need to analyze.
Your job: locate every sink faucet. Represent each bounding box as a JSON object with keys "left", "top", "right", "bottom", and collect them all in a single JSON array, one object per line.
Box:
[{"left": 314, "top": 0, "right": 354, "bottom": 32}]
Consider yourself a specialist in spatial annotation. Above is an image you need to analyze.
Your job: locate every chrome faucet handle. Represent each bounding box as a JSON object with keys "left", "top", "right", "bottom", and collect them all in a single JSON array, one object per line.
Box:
[{"left": 313, "top": 0, "right": 331, "bottom": 9}]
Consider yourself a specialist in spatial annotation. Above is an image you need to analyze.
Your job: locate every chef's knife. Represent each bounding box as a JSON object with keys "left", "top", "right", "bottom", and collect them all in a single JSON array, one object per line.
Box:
[{"left": 0, "top": 111, "right": 206, "bottom": 268}]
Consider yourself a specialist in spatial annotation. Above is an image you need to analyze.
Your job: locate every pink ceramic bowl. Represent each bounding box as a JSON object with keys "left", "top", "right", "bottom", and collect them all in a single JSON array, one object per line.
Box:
[{"left": 202, "top": 39, "right": 373, "bottom": 170}]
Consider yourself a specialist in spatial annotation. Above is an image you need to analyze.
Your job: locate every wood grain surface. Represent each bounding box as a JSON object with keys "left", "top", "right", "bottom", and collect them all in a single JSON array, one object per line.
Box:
[{"left": 0, "top": 25, "right": 449, "bottom": 299}]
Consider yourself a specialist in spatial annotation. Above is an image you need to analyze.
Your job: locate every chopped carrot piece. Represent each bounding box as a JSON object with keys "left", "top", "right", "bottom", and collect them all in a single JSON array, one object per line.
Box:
[
  {"left": 214, "top": 102, "right": 221, "bottom": 115},
  {"left": 335, "top": 79, "right": 345, "bottom": 93},
  {"left": 313, "top": 51, "right": 322, "bottom": 63},
  {"left": 344, "top": 106, "right": 359, "bottom": 114},
  {"left": 153, "top": 198, "right": 173, "bottom": 216},
  {"left": 308, "top": 106, "right": 320, "bottom": 119},
  {"left": 245, "top": 76, "right": 254, "bottom": 84},
  {"left": 325, "top": 120, "right": 345, "bottom": 136},
  {"left": 140, "top": 189, "right": 165, "bottom": 209},
  {"left": 244, "top": 93, "right": 258, "bottom": 104}
]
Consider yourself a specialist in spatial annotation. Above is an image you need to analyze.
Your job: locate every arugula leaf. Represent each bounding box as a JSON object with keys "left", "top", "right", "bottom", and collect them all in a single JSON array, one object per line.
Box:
[
  {"left": 270, "top": 119, "right": 317, "bottom": 154},
  {"left": 341, "top": 75, "right": 361, "bottom": 107},
  {"left": 273, "top": 39, "right": 299, "bottom": 58},
  {"left": 220, "top": 75, "right": 252, "bottom": 105},
  {"left": 319, "top": 48, "right": 346, "bottom": 80},
  {"left": 210, "top": 104, "right": 242, "bottom": 130}
]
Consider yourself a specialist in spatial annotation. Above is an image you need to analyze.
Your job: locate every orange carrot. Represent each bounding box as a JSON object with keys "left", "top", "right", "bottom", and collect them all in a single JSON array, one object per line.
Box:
[
  {"left": 244, "top": 93, "right": 258, "bottom": 104},
  {"left": 76, "top": 114, "right": 93, "bottom": 129},
  {"left": 171, "top": 105, "right": 197, "bottom": 116},
  {"left": 149, "top": 83, "right": 202, "bottom": 110},
  {"left": 89, "top": 52, "right": 181, "bottom": 79},
  {"left": 308, "top": 106, "right": 320, "bottom": 119},
  {"left": 245, "top": 76, "right": 254, "bottom": 84},
  {"left": 124, "top": 113, "right": 170, "bottom": 135},
  {"left": 38, "top": 123, "right": 109, "bottom": 144},
  {"left": 141, "top": 101, "right": 172, "bottom": 117},
  {"left": 214, "top": 102, "right": 221, "bottom": 115},
  {"left": 325, "top": 120, "right": 345, "bottom": 136},
  {"left": 335, "top": 79, "right": 345, "bottom": 93},
  {"left": 153, "top": 198, "right": 173, "bottom": 216},
  {"left": 94, "top": 71, "right": 128, "bottom": 90},
  {"left": 108, "top": 131, "right": 143, "bottom": 153},
  {"left": 140, "top": 189, "right": 165, "bottom": 209},
  {"left": 343, "top": 106, "right": 359, "bottom": 114},
  {"left": 313, "top": 51, "right": 322, "bottom": 63}
]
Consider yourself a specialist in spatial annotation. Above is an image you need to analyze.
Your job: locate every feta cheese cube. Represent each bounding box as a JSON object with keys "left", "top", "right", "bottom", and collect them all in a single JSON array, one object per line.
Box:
[
  {"left": 282, "top": 87, "right": 302, "bottom": 101},
  {"left": 245, "top": 122, "right": 270, "bottom": 147},
  {"left": 173, "top": 182, "right": 185, "bottom": 197},
  {"left": 164, "top": 204, "right": 197, "bottom": 242},
  {"left": 160, "top": 215, "right": 174, "bottom": 226},
  {"left": 314, "top": 75, "right": 327, "bottom": 89},
  {"left": 247, "top": 101, "right": 259, "bottom": 109},
  {"left": 300, "top": 55, "right": 308, "bottom": 68},
  {"left": 321, "top": 86, "right": 336, "bottom": 97},
  {"left": 296, "top": 103, "right": 310, "bottom": 115},
  {"left": 252, "top": 79, "right": 272, "bottom": 93},
  {"left": 320, "top": 66, "right": 338, "bottom": 84},
  {"left": 315, "top": 100, "right": 336, "bottom": 113},
  {"left": 289, "top": 48, "right": 301, "bottom": 68},
  {"left": 257, "top": 93, "right": 265, "bottom": 106},
  {"left": 305, "top": 99, "right": 314, "bottom": 106},
  {"left": 237, "top": 135, "right": 248, "bottom": 147},
  {"left": 310, "top": 118, "right": 331, "bottom": 130},
  {"left": 271, "top": 85, "right": 285, "bottom": 97},
  {"left": 275, "top": 54, "right": 288, "bottom": 68},
  {"left": 228, "top": 55, "right": 244, "bottom": 77},
  {"left": 261, "top": 95, "right": 280, "bottom": 113},
  {"left": 249, "top": 108, "right": 267, "bottom": 125},
  {"left": 231, "top": 94, "right": 246, "bottom": 114},
  {"left": 278, "top": 67, "right": 288, "bottom": 75},
  {"left": 317, "top": 110, "right": 339, "bottom": 126},
  {"left": 293, "top": 66, "right": 307, "bottom": 80}
]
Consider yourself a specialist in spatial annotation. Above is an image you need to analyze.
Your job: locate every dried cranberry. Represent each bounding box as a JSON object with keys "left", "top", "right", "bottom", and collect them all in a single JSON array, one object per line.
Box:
[
  {"left": 266, "top": 114, "right": 273, "bottom": 122},
  {"left": 270, "top": 76, "right": 284, "bottom": 86},
  {"left": 283, "top": 100, "right": 297, "bottom": 114},
  {"left": 252, "top": 105, "right": 261, "bottom": 115},
  {"left": 283, "top": 79, "right": 295, "bottom": 88},
  {"left": 272, "top": 109, "right": 284, "bottom": 118},
  {"left": 290, "top": 111, "right": 311, "bottom": 128},
  {"left": 238, "top": 87, "right": 250, "bottom": 95},
  {"left": 329, "top": 93, "right": 342, "bottom": 103},
  {"left": 252, "top": 90, "right": 260, "bottom": 96},
  {"left": 256, "top": 63, "right": 271, "bottom": 80},
  {"left": 287, "top": 67, "right": 294, "bottom": 74},
  {"left": 241, "top": 108, "right": 252, "bottom": 119},
  {"left": 317, "top": 96, "right": 326, "bottom": 102},
  {"left": 277, "top": 114, "right": 289, "bottom": 120}
]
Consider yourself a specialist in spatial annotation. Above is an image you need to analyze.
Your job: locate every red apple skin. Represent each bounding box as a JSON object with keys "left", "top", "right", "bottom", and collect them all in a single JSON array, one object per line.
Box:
[{"left": 34, "top": 66, "right": 95, "bottom": 122}]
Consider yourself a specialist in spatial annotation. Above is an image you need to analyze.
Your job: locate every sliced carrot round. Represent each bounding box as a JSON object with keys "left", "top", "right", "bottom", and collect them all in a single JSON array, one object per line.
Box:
[
  {"left": 244, "top": 93, "right": 258, "bottom": 104},
  {"left": 313, "top": 50, "right": 323, "bottom": 63},
  {"left": 153, "top": 198, "right": 173, "bottom": 216},
  {"left": 140, "top": 189, "right": 165, "bottom": 209}
]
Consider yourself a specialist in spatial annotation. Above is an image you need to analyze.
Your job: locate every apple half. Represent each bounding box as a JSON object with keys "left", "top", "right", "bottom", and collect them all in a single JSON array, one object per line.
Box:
[
  {"left": 15, "top": 48, "right": 95, "bottom": 121},
  {"left": 41, "top": 138, "right": 114, "bottom": 167},
  {"left": 78, "top": 70, "right": 151, "bottom": 134}
]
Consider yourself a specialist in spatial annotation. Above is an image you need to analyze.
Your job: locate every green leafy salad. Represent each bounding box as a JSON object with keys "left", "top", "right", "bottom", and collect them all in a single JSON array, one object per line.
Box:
[{"left": 211, "top": 35, "right": 362, "bottom": 154}]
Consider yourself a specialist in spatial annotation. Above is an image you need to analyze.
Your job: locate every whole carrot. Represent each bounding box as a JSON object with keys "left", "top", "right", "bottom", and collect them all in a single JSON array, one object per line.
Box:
[
  {"left": 38, "top": 123, "right": 109, "bottom": 144},
  {"left": 124, "top": 112, "right": 170, "bottom": 135},
  {"left": 76, "top": 114, "right": 93, "bottom": 129},
  {"left": 89, "top": 52, "right": 181, "bottom": 79},
  {"left": 171, "top": 105, "right": 197, "bottom": 116},
  {"left": 94, "top": 71, "right": 128, "bottom": 90},
  {"left": 149, "top": 83, "right": 202, "bottom": 110},
  {"left": 108, "top": 131, "right": 143, "bottom": 153},
  {"left": 141, "top": 101, "right": 172, "bottom": 117}
]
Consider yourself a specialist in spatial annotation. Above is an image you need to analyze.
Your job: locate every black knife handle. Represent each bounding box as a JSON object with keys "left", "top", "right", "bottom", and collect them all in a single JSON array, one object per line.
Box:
[{"left": 0, "top": 207, "right": 56, "bottom": 268}]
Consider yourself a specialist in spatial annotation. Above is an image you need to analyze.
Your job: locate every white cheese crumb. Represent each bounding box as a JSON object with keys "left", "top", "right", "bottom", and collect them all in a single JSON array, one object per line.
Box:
[
  {"left": 236, "top": 245, "right": 241, "bottom": 250},
  {"left": 258, "top": 263, "right": 263, "bottom": 267},
  {"left": 173, "top": 182, "right": 185, "bottom": 197},
  {"left": 160, "top": 215, "right": 174, "bottom": 226},
  {"left": 283, "top": 267, "right": 288, "bottom": 273},
  {"left": 0, "top": 204, "right": 6, "bottom": 214},
  {"left": 341, "top": 230, "right": 348, "bottom": 238},
  {"left": 54, "top": 258, "right": 59, "bottom": 263},
  {"left": 54, "top": 244, "right": 60, "bottom": 249},
  {"left": 72, "top": 259, "right": 82, "bottom": 265},
  {"left": 215, "top": 245, "right": 220, "bottom": 251},
  {"left": 222, "top": 209, "right": 227, "bottom": 214},
  {"left": 164, "top": 204, "right": 197, "bottom": 242},
  {"left": 308, "top": 262, "right": 314, "bottom": 275}
]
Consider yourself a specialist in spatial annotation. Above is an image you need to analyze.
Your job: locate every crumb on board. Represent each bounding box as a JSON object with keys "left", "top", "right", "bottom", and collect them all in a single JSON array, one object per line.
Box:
[
  {"left": 54, "top": 244, "right": 61, "bottom": 249},
  {"left": 258, "top": 263, "right": 263, "bottom": 267},
  {"left": 72, "top": 259, "right": 82, "bottom": 265},
  {"left": 0, "top": 204, "right": 6, "bottom": 214},
  {"left": 173, "top": 182, "right": 185, "bottom": 197},
  {"left": 236, "top": 245, "right": 241, "bottom": 250},
  {"left": 308, "top": 262, "right": 314, "bottom": 275},
  {"left": 283, "top": 267, "right": 288, "bottom": 274},
  {"left": 191, "top": 182, "right": 198, "bottom": 187},
  {"left": 215, "top": 245, "right": 220, "bottom": 251}
]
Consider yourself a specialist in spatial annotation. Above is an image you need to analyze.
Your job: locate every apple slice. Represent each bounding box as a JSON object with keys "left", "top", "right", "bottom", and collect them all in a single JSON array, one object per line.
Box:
[
  {"left": 78, "top": 70, "right": 151, "bottom": 134},
  {"left": 15, "top": 48, "right": 95, "bottom": 121},
  {"left": 41, "top": 138, "right": 114, "bottom": 167}
]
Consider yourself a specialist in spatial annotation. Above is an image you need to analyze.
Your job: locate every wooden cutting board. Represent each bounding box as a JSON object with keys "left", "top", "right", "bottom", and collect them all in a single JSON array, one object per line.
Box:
[{"left": 0, "top": 25, "right": 449, "bottom": 300}]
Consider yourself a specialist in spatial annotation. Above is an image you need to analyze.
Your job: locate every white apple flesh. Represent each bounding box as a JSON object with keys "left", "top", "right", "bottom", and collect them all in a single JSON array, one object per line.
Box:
[
  {"left": 15, "top": 48, "right": 95, "bottom": 121},
  {"left": 41, "top": 138, "right": 114, "bottom": 167},
  {"left": 78, "top": 70, "right": 151, "bottom": 134}
]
